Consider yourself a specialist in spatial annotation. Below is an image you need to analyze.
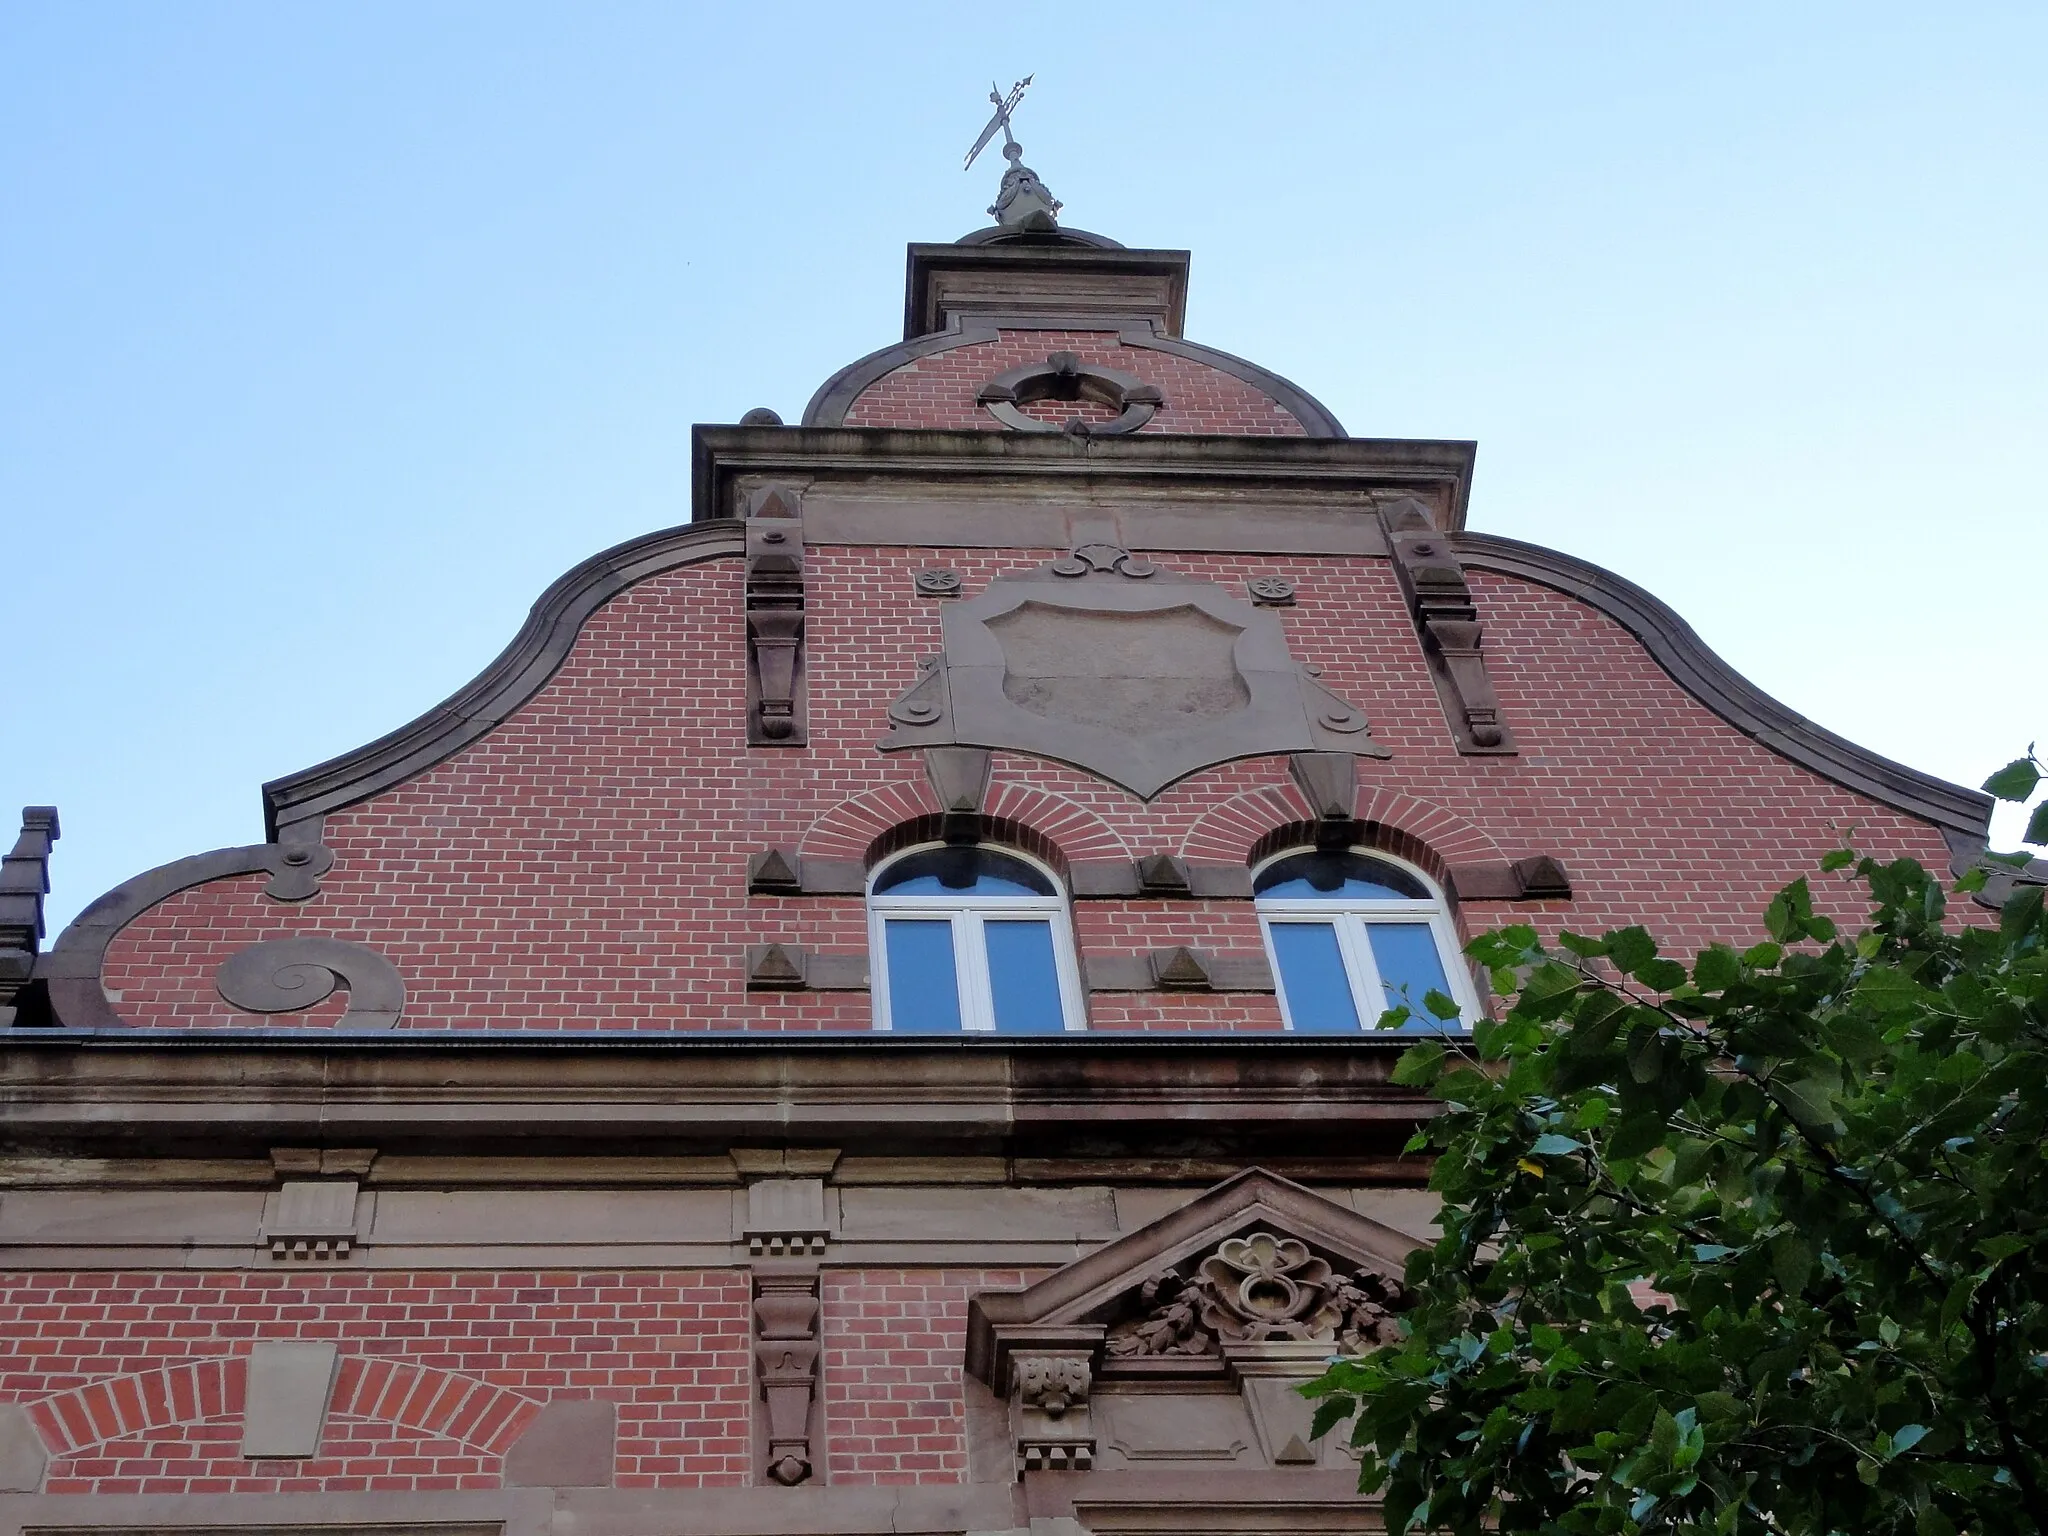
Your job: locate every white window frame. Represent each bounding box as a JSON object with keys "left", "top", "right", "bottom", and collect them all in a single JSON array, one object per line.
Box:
[
  {"left": 1253, "top": 849, "right": 1478, "bottom": 1033},
  {"left": 867, "top": 844, "right": 1088, "bottom": 1033}
]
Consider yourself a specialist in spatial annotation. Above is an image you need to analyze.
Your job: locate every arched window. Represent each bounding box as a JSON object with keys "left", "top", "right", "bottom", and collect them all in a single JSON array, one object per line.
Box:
[
  {"left": 1253, "top": 849, "right": 1474, "bottom": 1033},
  {"left": 867, "top": 845, "right": 1085, "bottom": 1034}
]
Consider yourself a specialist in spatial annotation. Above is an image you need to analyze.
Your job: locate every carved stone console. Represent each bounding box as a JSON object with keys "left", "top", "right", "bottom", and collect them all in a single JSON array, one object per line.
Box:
[
  {"left": 746, "top": 485, "right": 808, "bottom": 746},
  {"left": 1011, "top": 1350, "right": 1096, "bottom": 1472},
  {"left": 263, "top": 1147, "right": 375, "bottom": 1261},
  {"left": 753, "top": 1264, "right": 822, "bottom": 1486},
  {"left": 1380, "top": 498, "right": 1515, "bottom": 754}
]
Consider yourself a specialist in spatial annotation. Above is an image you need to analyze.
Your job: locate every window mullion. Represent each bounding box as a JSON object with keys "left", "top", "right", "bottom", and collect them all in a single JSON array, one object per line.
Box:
[
  {"left": 959, "top": 910, "right": 997, "bottom": 1031},
  {"left": 1336, "top": 914, "right": 1384, "bottom": 1029}
]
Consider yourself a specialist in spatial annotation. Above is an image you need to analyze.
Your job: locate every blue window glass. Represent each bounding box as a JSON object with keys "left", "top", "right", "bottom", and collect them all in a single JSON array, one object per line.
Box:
[
  {"left": 883, "top": 919, "right": 963, "bottom": 1033},
  {"left": 1255, "top": 852, "right": 1429, "bottom": 901},
  {"left": 872, "top": 848, "right": 1054, "bottom": 897},
  {"left": 1269, "top": 921, "right": 1363, "bottom": 1033},
  {"left": 984, "top": 919, "right": 1066, "bottom": 1034},
  {"left": 1366, "top": 922, "right": 1458, "bottom": 1026}
]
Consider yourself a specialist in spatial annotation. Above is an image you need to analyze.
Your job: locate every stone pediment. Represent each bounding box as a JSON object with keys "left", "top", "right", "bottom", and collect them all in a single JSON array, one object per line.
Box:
[
  {"left": 881, "top": 547, "right": 1387, "bottom": 799},
  {"left": 966, "top": 1167, "right": 1420, "bottom": 1390}
]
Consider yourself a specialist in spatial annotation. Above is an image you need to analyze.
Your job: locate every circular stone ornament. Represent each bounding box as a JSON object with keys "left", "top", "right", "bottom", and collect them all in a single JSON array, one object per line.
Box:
[{"left": 976, "top": 351, "right": 1164, "bottom": 437}]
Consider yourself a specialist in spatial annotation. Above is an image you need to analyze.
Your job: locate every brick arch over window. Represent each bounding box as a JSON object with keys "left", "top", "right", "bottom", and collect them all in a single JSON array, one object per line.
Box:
[
  {"left": 328, "top": 1357, "right": 541, "bottom": 1455},
  {"left": 1180, "top": 782, "right": 1509, "bottom": 884},
  {"left": 22, "top": 1355, "right": 540, "bottom": 1463},
  {"left": 799, "top": 780, "right": 1130, "bottom": 868}
]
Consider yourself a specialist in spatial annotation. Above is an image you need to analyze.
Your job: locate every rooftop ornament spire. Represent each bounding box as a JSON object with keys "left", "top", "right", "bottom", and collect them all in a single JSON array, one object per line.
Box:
[{"left": 964, "top": 76, "right": 1061, "bottom": 233}]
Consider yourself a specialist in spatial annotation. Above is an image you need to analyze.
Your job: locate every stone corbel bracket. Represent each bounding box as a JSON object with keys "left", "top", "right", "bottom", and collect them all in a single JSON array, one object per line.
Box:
[
  {"left": 0, "top": 807, "right": 59, "bottom": 1028},
  {"left": 263, "top": 1148, "right": 375, "bottom": 1261},
  {"left": 746, "top": 485, "right": 808, "bottom": 746},
  {"left": 753, "top": 1264, "right": 822, "bottom": 1486},
  {"left": 742, "top": 1175, "right": 833, "bottom": 1258},
  {"left": 986, "top": 1325, "right": 1105, "bottom": 1478},
  {"left": 1380, "top": 497, "right": 1516, "bottom": 755}
]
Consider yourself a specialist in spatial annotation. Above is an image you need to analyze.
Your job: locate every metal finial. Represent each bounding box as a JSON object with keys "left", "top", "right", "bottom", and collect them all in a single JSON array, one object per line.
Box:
[{"left": 963, "top": 76, "right": 1061, "bottom": 232}]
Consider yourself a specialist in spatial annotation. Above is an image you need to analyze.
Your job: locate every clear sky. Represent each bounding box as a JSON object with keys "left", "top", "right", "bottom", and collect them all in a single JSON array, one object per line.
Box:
[{"left": 5, "top": 2, "right": 2043, "bottom": 934}]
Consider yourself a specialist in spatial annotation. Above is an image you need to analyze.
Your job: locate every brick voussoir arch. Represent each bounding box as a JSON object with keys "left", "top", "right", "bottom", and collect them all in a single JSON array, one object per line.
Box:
[
  {"left": 1181, "top": 781, "right": 1508, "bottom": 881},
  {"left": 27, "top": 1357, "right": 245, "bottom": 1458},
  {"left": 800, "top": 778, "right": 1130, "bottom": 869},
  {"left": 329, "top": 1356, "right": 540, "bottom": 1455},
  {"left": 22, "top": 1355, "right": 539, "bottom": 1462}
]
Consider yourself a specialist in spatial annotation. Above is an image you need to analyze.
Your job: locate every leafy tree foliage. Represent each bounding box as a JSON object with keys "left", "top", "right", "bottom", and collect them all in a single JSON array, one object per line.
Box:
[{"left": 1307, "top": 755, "right": 2048, "bottom": 1534}]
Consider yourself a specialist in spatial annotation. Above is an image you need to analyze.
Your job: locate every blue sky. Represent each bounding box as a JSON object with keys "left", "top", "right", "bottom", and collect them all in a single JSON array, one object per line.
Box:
[{"left": 4, "top": 2, "right": 2043, "bottom": 933}]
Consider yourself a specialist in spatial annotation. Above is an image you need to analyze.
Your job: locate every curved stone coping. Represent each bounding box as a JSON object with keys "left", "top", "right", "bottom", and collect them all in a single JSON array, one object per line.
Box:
[
  {"left": 39, "top": 838, "right": 334, "bottom": 1030},
  {"left": 801, "top": 315, "right": 1346, "bottom": 439},
  {"left": 262, "top": 521, "right": 743, "bottom": 836},
  {"left": 37, "top": 524, "right": 745, "bottom": 1029},
  {"left": 1456, "top": 532, "right": 1991, "bottom": 839}
]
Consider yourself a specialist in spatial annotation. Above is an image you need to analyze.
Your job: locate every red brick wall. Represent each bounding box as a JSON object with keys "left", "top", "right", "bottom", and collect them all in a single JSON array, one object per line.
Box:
[
  {"left": 843, "top": 329, "right": 1308, "bottom": 436},
  {"left": 821, "top": 1267, "right": 1040, "bottom": 1485},
  {"left": 0, "top": 1270, "right": 752, "bottom": 1493},
  {"left": 94, "top": 544, "right": 1959, "bottom": 1031}
]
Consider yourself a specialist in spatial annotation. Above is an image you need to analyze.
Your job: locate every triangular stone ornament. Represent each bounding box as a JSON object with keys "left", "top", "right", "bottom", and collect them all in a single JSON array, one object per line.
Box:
[
  {"left": 965, "top": 1167, "right": 1420, "bottom": 1390},
  {"left": 744, "top": 943, "right": 807, "bottom": 989},
  {"left": 747, "top": 848, "right": 803, "bottom": 894},
  {"left": 1149, "top": 945, "right": 1212, "bottom": 990},
  {"left": 1275, "top": 1433, "right": 1318, "bottom": 1466}
]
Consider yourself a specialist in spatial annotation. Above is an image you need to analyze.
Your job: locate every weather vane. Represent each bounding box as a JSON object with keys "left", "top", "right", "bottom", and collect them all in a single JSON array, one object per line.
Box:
[{"left": 963, "top": 76, "right": 1062, "bottom": 233}]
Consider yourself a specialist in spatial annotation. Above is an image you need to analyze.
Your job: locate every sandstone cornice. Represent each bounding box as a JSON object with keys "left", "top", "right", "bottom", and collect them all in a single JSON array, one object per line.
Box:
[{"left": 0, "top": 1035, "right": 1435, "bottom": 1160}]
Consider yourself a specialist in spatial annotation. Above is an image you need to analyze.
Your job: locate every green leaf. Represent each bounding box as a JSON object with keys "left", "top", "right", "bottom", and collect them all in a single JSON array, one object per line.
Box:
[
  {"left": 1857, "top": 966, "right": 1926, "bottom": 1005},
  {"left": 1772, "top": 1233, "right": 1815, "bottom": 1294},
  {"left": 2003, "top": 883, "right": 2044, "bottom": 942},
  {"left": 1607, "top": 926, "right": 1657, "bottom": 972},
  {"left": 1982, "top": 756, "right": 2042, "bottom": 801},
  {"left": 1691, "top": 945, "right": 1740, "bottom": 991},
  {"left": 1390, "top": 1040, "right": 1446, "bottom": 1086},
  {"left": 1775, "top": 1067, "right": 1843, "bottom": 1132},
  {"left": 1558, "top": 929, "right": 1608, "bottom": 958},
  {"left": 1422, "top": 988, "right": 1462, "bottom": 1021},
  {"left": 1529, "top": 1133, "right": 1580, "bottom": 1156},
  {"left": 1742, "top": 941, "right": 1784, "bottom": 969},
  {"left": 1820, "top": 846, "right": 1856, "bottom": 871},
  {"left": 1634, "top": 957, "right": 1689, "bottom": 992},
  {"left": 1890, "top": 1423, "right": 1930, "bottom": 1456},
  {"left": 1695, "top": 1391, "right": 1744, "bottom": 1422},
  {"left": 2026, "top": 801, "right": 2048, "bottom": 846},
  {"left": 1627, "top": 1026, "right": 1665, "bottom": 1084},
  {"left": 1610, "top": 1111, "right": 1668, "bottom": 1158}
]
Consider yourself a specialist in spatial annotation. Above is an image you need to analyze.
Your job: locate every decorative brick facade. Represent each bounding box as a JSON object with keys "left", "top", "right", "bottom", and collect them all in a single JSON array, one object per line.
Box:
[{"left": 0, "top": 217, "right": 1996, "bottom": 1536}]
